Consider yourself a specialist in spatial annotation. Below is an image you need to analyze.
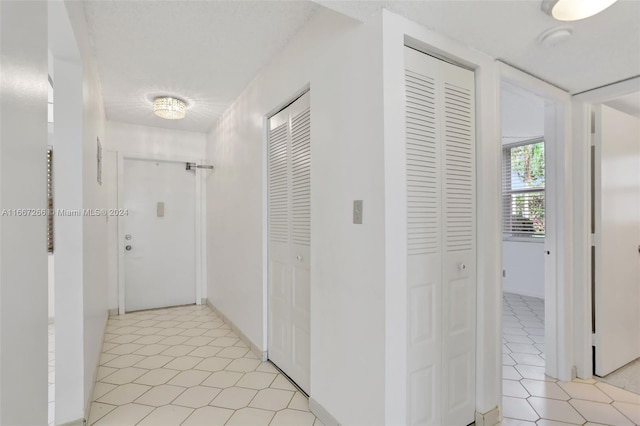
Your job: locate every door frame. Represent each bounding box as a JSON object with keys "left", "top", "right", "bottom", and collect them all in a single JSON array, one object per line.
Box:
[
  {"left": 497, "top": 62, "right": 573, "bottom": 381},
  {"left": 262, "top": 86, "right": 310, "bottom": 361},
  {"left": 116, "top": 152, "right": 206, "bottom": 314},
  {"left": 572, "top": 76, "right": 640, "bottom": 378}
]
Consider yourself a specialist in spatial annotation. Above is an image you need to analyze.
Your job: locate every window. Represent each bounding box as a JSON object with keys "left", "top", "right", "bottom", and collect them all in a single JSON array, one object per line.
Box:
[{"left": 502, "top": 139, "right": 545, "bottom": 238}]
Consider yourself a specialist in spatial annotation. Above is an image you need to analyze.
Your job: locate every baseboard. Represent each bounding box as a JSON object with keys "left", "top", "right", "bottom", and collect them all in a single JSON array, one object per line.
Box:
[
  {"left": 83, "top": 313, "right": 110, "bottom": 425},
  {"left": 309, "top": 397, "right": 340, "bottom": 426},
  {"left": 475, "top": 406, "right": 500, "bottom": 426},
  {"left": 108, "top": 308, "right": 118, "bottom": 316},
  {"left": 58, "top": 419, "right": 85, "bottom": 426},
  {"left": 206, "top": 299, "right": 267, "bottom": 361}
]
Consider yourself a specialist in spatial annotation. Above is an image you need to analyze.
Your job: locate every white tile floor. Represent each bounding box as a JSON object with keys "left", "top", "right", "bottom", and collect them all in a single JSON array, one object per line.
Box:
[
  {"left": 502, "top": 292, "right": 640, "bottom": 425},
  {"left": 49, "top": 322, "right": 55, "bottom": 426},
  {"left": 88, "top": 304, "right": 322, "bottom": 426}
]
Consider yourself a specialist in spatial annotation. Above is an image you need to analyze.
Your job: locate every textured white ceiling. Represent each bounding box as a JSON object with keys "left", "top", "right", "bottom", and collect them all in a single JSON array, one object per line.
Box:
[
  {"left": 83, "top": 0, "right": 639, "bottom": 134},
  {"left": 83, "top": 1, "right": 320, "bottom": 132},
  {"left": 319, "top": 0, "right": 640, "bottom": 94}
]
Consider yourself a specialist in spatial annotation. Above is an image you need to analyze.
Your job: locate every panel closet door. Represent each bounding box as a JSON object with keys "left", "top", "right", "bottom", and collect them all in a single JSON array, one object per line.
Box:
[
  {"left": 268, "top": 91, "right": 311, "bottom": 394},
  {"left": 405, "top": 47, "right": 476, "bottom": 426}
]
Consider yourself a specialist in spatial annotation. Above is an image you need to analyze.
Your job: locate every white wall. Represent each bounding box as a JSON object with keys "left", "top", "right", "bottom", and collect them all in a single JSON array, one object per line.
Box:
[
  {"left": 105, "top": 120, "right": 206, "bottom": 311},
  {"left": 503, "top": 240, "right": 545, "bottom": 298},
  {"left": 206, "top": 9, "right": 387, "bottom": 425},
  {"left": 501, "top": 83, "right": 546, "bottom": 299},
  {"left": 0, "top": 2, "right": 49, "bottom": 424},
  {"left": 107, "top": 120, "right": 206, "bottom": 159},
  {"left": 65, "top": 0, "right": 111, "bottom": 416}
]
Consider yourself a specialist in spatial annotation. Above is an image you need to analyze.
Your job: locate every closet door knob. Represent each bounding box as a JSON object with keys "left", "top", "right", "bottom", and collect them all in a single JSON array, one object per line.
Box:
[{"left": 458, "top": 263, "right": 466, "bottom": 271}]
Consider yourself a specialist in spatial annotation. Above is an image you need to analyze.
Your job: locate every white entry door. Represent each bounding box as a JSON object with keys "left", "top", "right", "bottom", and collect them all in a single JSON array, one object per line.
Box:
[
  {"left": 593, "top": 104, "right": 640, "bottom": 376},
  {"left": 122, "top": 158, "right": 196, "bottom": 312},
  {"left": 268, "top": 92, "right": 311, "bottom": 393}
]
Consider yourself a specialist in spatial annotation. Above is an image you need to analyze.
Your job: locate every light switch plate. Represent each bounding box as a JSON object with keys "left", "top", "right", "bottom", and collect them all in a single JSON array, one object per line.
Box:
[{"left": 353, "top": 200, "right": 363, "bottom": 224}]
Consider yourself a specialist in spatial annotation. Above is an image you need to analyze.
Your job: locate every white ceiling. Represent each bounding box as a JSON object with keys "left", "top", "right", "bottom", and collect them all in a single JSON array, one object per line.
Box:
[
  {"left": 83, "top": 0, "right": 640, "bottom": 134},
  {"left": 319, "top": 1, "right": 640, "bottom": 95},
  {"left": 83, "top": 1, "right": 320, "bottom": 133}
]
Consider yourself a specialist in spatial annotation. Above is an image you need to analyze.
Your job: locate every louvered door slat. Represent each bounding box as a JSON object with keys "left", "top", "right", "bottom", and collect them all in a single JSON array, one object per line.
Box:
[
  {"left": 444, "top": 82, "right": 474, "bottom": 253},
  {"left": 291, "top": 107, "right": 311, "bottom": 247},
  {"left": 406, "top": 69, "right": 439, "bottom": 256},
  {"left": 268, "top": 123, "right": 289, "bottom": 244}
]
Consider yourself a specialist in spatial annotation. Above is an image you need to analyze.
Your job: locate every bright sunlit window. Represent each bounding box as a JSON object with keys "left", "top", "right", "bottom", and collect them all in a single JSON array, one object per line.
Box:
[{"left": 502, "top": 139, "right": 546, "bottom": 239}]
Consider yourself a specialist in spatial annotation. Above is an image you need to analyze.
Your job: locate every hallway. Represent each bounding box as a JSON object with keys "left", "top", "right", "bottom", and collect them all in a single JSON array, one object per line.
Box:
[
  {"left": 87, "top": 305, "right": 321, "bottom": 426},
  {"left": 502, "top": 293, "right": 640, "bottom": 425}
]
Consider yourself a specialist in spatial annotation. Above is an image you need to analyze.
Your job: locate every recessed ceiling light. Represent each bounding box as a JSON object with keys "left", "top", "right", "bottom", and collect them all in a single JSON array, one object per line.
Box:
[
  {"left": 537, "top": 26, "right": 573, "bottom": 48},
  {"left": 153, "top": 96, "right": 186, "bottom": 120},
  {"left": 542, "top": 0, "right": 619, "bottom": 21}
]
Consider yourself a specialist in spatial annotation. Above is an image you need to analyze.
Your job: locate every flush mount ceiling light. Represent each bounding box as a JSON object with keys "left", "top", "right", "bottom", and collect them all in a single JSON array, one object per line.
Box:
[
  {"left": 542, "top": 0, "right": 619, "bottom": 21},
  {"left": 153, "top": 96, "right": 186, "bottom": 120}
]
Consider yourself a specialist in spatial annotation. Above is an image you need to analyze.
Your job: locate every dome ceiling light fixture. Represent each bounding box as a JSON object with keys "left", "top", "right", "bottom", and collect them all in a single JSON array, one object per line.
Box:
[
  {"left": 541, "top": 0, "right": 619, "bottom": 21},
  {"left": 153, "top": 96, "right": 186, "bottom": 120}
]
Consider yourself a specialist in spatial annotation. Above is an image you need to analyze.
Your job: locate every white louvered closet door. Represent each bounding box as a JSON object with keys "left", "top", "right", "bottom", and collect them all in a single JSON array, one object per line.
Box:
[
  {"left": 268, "top": 91, "right": 311, "bottom": 394},
  {"left": 405, "top": 47, "right": 476, "bottom": 426}
]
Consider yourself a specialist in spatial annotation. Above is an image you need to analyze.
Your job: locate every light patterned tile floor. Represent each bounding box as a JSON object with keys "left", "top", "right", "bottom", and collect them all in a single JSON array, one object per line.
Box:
[
  {"left": 502, "top": 292, "right": 640, "bottom": 425},
  {"left": 88, "top": 305, "right": 322, "bottom": 426}
]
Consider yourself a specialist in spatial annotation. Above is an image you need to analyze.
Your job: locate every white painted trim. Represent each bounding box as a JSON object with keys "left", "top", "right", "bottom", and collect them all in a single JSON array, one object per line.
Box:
[
  {"left": 571, "top": 76, "right": 640, "bottom": 379},
  {"left": 116, "top": 152, "right": 203, "bottom": 314},
  {"left": 497, "top": 61, "right": 573, "bottom": 382},
  {"left": 475, "top": 406, "right": 500, "bottom": 426},
  {"left": 58, "top": 419, "right": 84, "bottom": 426},
  {"left": 309, "top": 397, "right": 341, "bottom": 426},
  {"left": 206, "top": 299, "right": 267, "bottom": 361},
  {"left": 117, "top": 152, "right": 125, "bottom": 315},
  {"left": 261, "top": 115, "right": 269, "bottom": 353},
  {"left": 83, "top": 314, "right": 109, "bottom": 425},
  {"left": 195, "top": 160, "right": 203, "bottom": 306}
]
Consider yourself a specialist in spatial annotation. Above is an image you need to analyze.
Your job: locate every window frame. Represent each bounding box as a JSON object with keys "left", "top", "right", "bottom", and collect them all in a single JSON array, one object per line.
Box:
[{"left": 502, "top": 137, "right": 546, "bottom": 242}]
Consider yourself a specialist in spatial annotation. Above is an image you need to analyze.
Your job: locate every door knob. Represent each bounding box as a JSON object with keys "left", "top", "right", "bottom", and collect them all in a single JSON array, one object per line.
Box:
[
  {"left": 125, "top": 245, "right": 132, "bottom": 251},
  {"left": 458, "top": 263, "right": 466, "bottom": 271},
  {"left": 125, "top": 234, "right": 132, "bottom": 240},
  {"left": 296, "top": 255, "right": 303, "bottom": 261}
]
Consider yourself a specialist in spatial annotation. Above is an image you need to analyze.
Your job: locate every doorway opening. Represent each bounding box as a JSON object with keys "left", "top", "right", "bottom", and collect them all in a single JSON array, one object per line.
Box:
[
  {"left": 501, "top": 82, "right": 549, "bottom": 397},
  {"left": 591, "top": 91, "right": 640, "bottom": 395}
]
